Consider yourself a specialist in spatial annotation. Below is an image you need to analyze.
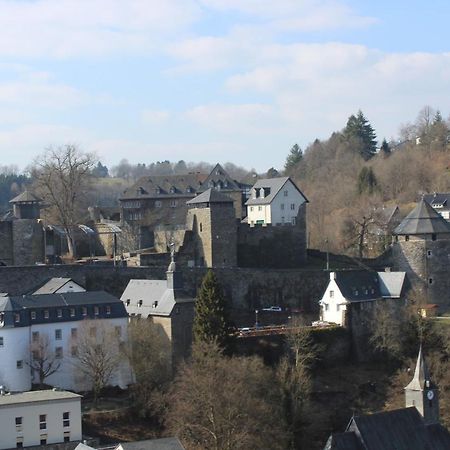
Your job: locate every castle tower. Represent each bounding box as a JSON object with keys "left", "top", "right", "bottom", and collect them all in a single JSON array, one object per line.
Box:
[
  {"left": 404, "top": 346, "right": 439, "bottom": 424},
  {"left": 9, "top": 191, "right": 42, "bottom": 219},
  {"left": 392, "top": 199, "right": 450, "bottom": 310},
  {"left": 186, "top": 188, "right": 237, "bottom": 268}
]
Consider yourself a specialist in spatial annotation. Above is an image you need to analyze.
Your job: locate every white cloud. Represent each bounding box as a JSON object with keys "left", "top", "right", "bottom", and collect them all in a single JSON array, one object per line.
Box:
[{"left": 141, "top": 109, "right": 170, "bottom": 124}]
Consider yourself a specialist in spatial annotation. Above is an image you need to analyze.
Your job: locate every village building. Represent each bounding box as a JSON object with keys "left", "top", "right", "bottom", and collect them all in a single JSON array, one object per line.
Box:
[
  {"left": 245, "top": 176, "right": 308, "bottom": 226},
  {"left": 0, "top": 288, "right": 131, "bottom": 392},
  {"left": 319, "top": 270, "right": 406, "bottom": 327},
  {"left": 324, "top": 348, "right": 450, "bottom": 449},
  {"left": 423, "top": 192, "right": 450, "bottom": 220},
  {"left": 0, "top": 389, "right": 82, "bottom": 449}
]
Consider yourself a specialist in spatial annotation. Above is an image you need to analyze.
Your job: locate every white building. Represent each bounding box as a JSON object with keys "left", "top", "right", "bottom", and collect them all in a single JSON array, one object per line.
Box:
[
  {"left": 0, "top": 389, "right": 82, "bottom": 449},
  {"left": 319, "top": 270, "right": 406, "bottom": 326},
  {"left": 0, "top": 290, "right": 131, "bottom": 392},
  {"left": 245, "top": 177, "right": 308, "bottom": 226}
]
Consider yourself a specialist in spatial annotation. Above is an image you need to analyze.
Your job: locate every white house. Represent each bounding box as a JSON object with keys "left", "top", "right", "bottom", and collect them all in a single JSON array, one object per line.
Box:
[
  {"left": 0, "top": 290, "right": 131, "bottom": 392},
  {"left": 245, "top": 177, "right": 308, "bottom": 226},
  {"left": 319, "top": 270, "right": 406, "bottom": 326},
  {"left": 0, "top": 389, "right": 82, "bottom": 449}
]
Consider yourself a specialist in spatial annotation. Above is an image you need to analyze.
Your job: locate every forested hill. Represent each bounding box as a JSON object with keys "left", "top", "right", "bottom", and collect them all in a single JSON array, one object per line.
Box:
[
  {"left": 0, "top": 169, "right": 30, "bottom": 214},
  {"left": 285, "top": 106, "right": 450, "bottom": 256}
]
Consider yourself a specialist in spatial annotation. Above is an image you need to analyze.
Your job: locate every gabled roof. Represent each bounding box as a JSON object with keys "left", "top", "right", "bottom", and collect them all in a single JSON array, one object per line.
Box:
[
  {"left": 198, "top": 163, "right": 242, "bottom": 192},
  {"left": 32, "top": 278, "right": 85, "bottom": 295},
  {"left": 405, "top": 346, "right": 432, "bottom": 391},
  {"left": 394, "top": 199, "right": 450, "bottom": 235},
  {"left": 9, "top": 191, "right": 42, "bottom": 203},
  {"left": 423, "top": 192, "right": 450, "bottom": 209},
  {"left": 378, "top": 272, "right": 406, "bottom": 298},
  {"left": 186, "top": 188, "right": 234, "bottom": 205},
  {"left": 245, "top": 177, "right": 308, "bottom": 206},
  {"left": 117, "top": 438, "right": 185, "bottom": 450},
  {"left": 0, "top": 389, "right": 81, "bottom": 406},
  {"left": 120, "top": 174, "right": 207, "bottom": 200},
  {"left": 121, "top": 279, "right": 194, "bottom": 317},
  {"left": 324, "top": 432, "right": 364, "bottom": 450},
  {"left": 333, "top": 271, "right": 381, "bottom": 302}
]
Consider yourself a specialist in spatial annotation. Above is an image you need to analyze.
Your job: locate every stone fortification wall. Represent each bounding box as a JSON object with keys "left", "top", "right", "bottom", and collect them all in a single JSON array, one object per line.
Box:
[
  {"left": 0, "top": 264, "right": 329, "bottom": 313},
  {"left": 0, "top": 221, "right": 13, "bottom": 265},
  {"left": 12, "top": 219, "right": 44, "bottom": 265}
]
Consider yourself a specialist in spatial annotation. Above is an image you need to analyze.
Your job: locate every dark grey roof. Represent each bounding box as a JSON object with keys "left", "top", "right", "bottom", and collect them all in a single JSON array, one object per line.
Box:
[
  {"left": 33, "top": 278, "right": 85, "bottom": 295},
  {"left": 9, "top": 191, "right": 42, "bottom": 203},
  {"left": 333, "top": 271, "right": 381, "bottom": 302},
  {"left": 324, "top": 432, "right": 364, "bottom": 450},
  {"left": 347, "top": 407, "right": 433, "bottom": 450},
  {"left": 197, "top": 163, "right": 242, "bottom": 192},
  {"left": 120, "top": 174, "right": 207, "bottom": 200},
  {"left": 426, "top": 423, "right": 450, "bottom": 449},
  {"left": 423, "top": 192, "right": 450, "bottom": 209},
  {"left": 186, "top": 188, "right": 234, "bottom": 205},
  {"left": 245, "top": 177, "right": 308, "bottom": 206},
  {"left": 394, "top": 199, "right": 450, "bottom": 235},
  {"left": 117, "top": 438, "right": 185, "bottom": 450}
]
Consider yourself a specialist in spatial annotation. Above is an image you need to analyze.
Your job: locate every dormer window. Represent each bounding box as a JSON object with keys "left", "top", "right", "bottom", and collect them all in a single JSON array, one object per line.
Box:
[
  {"left": 152, "top": 301, "right": 158, "bottom": 308},
  {"left": 263, "top": 187, "right": 271, "bottom": 197},
  {"left": 138, "top": 300, "right": 143, "bottom": 307},
  {"left": 186, "top": 186, "right": 192, "bottom": 193},
  {"left": 155, "top": 187, "right": 161, "bottom": 195},
  {"left": 170, "top": 186, "right": 176, "bottom": 194},
  {"left": 255, "top": 188, "right": 260, "bottom": 198},
  {"left": 126, "top": 299, "right": 130, "bottom": 306},
  {"left": 208, "top": 180, "right": 215, "bottom": 188},
  {"left": 354, "top": 290, "right": 359, "bottom": 296}
]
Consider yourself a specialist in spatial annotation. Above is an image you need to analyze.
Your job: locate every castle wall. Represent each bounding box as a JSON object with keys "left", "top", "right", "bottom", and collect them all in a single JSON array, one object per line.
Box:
[
  {"left": 0, "top": 221, "right": 13, "bottom": 265},
  {"left": 12, "top": 220, "right": 44, "bottom": 266}
]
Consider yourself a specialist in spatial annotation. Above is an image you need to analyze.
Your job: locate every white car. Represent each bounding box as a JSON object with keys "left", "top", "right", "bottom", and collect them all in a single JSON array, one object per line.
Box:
[{"left": 262, "top": 306, "right": 282, "bottom": 312}]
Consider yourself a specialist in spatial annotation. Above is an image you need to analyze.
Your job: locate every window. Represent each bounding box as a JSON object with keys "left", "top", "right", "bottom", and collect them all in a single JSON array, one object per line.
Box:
[
  {"left": 70, "top": 308, "right": 75, "bottom": 317},
  {"left": 89, "top": 327, "right": 96, "bottom": 337},
  {"left": 0, "top": 336, "right": 3, "bottom": 347},
  {"left": 115, "top": 326, "right": 122, "bottom": 337},
  {"left": 16, "top": 360, "right": 23, "bottom": 369},
  {"left": 71, "top": 346, "right": 78, "bottom": 357},
  {"left": 258, "top": 206, "right": 262, "bottom": 211},
  {"left": 354, "top": 290, "right": 359, "bottom": 296},
  {"left": 71, "top": 328, "right": 77, "bottom": 339},
  {"left": 429, "top": 278, "right": 433, "bottom": 285},
  {"left": 284, "top": 190, "right": 288, "bottom": 197},
  {"left": 106, "top": 306, "right": 111, "bottom": 315},
  {"left": 32, "top": 331, "right": 39, "bottom": 342},
  {"left": 32, "top": 350, "right": 39, "bottom": 360},
  {"left": 280, "top": 203, "right": 285, "bottom": 210},
  {"left": 64, "top": 434, "right": 70, "bottom": 443},
  {"left": 31, "top": 311, "right": 36, "bottom": 320},
  {"left": 291, "top": 217, "right": 296, "bottom": 225},
  {"left": 57, "top": 309, "right": 62, "bottom": 318},
  {"left": 16, "top": 438, "right": 23, "bottom": 448},
  {"left": 126, "top": 299, "right": 130, "bottom": 306},
  {"left": 281, "top": 216, "right": 285, "bottom": 223},
  {"left": 55, "top": 329, "right": 62, "bottom": 340},
  {"left": 94, "top": 306, "right": 99, "bottom": 315},
  {"left": 405, "top": 235, "right": 409, "bottom": 241},
  {"left": 44, "top": 310, "right": 49, "bottom": 319},
  {"left": 427, "top": 250, "right": 432, "bottom": 257},
  {"left": 170, "top": 200, "right": 177, "bottom": 208},
  {"left": 82, "top": 307, "right": 87, "bottom": 316},
  {"left": 324, "top": 304, "right": 329, "bottom": 311},
  {"left": 63, "top": 412, "right": 70, "bottom": 427},
  {"left": 15, "top": 417, "right": 22, "bottom": 431},
  {"left": 40, "top": 439, "right": 47, "bottom": 445},
  {"left": 138, "top": 300, "right": 143, "bottom": 307},
  {"left": 200, "top": 223, "right": 203, "bottom": 232},
  {"left": 250, "top": 206, "right": 254, "bottom": 212},
  {"left": 329, "top": 290, "right": 334, "bottom": 298},
  {"left": 14, "top": 313, "right": 20, "bottom": 323},
  {"left": 152, "top": 301, "right": 158, "bottom": 308},
  {"left": 55, "top": 347, "right": 63, "bottom": 359},
  {"left": 155, "top": 200, "right": 162, "bottom": 208},
  {"left": 336, "top": 305, "right": 340, "bottom": 311},
  {"left": 432, "top": 233, "right": 437, "bottom": 241},
  {"left": 290, "top": 203, "right": 295, "bottom": 210}
]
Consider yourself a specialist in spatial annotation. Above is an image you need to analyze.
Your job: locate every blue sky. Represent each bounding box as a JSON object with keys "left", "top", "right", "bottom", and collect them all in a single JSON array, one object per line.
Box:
[{"left": 0, "top": 0, "right": 449, "bottom": 172}]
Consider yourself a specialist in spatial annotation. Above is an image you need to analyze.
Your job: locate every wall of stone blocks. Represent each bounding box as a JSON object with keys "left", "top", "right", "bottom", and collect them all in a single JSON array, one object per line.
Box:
[{"left": 0, "top": 221, "right": 13, "bottom": 265}]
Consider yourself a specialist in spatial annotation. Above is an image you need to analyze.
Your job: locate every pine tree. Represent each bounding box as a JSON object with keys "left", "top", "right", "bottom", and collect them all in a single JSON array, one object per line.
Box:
[
  {"left": 193, "top": 270, "right": 229, "bottom": 347},
  {"left": 357, "top": 166, "right": 378, "bottom": 195},
  {"left": 344, "top": 110, "right": 377, "bottom": 160},
  {"left": 380, "top": 138, "right": 391, "bottom": 157},
  {"left": 284, "top": 144, "right": 303, "bottom": 173}
]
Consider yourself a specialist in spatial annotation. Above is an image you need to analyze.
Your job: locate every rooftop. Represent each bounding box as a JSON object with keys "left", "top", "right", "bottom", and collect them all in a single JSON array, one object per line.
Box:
[{"left": 0, "top": 389, "right": 81, "bottom": 406}]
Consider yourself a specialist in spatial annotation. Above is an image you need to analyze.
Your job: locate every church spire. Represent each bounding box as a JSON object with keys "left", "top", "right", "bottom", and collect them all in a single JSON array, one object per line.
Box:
[{"left": 405, "top": 345, "right": 431, "bottom": 391}]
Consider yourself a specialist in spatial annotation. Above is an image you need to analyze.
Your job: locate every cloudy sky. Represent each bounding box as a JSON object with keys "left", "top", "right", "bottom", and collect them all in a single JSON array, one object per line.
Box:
[{"left": 0, "top": 0, "right": 449, "bottom": 172}]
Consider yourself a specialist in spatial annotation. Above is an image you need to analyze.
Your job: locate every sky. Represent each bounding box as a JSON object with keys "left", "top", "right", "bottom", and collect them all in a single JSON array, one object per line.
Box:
[{"left": 0, "top": 0, "right": 449, "bottom": 173}]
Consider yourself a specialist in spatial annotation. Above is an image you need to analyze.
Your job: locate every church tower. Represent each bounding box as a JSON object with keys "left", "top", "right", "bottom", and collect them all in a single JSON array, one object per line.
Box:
[{"left": 404, "top": 346, "right": 439, "bottom": 424}]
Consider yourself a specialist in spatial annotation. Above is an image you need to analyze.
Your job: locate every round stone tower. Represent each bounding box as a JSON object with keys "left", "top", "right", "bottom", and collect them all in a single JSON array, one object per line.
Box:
[{"left": 392, "top": 199, "right": 450, "bottom": 310}]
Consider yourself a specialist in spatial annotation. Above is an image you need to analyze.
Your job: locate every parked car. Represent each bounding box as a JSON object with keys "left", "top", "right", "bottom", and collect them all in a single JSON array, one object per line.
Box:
[{"left": 262, "top": 306, "right": 282, "bottom": 312}]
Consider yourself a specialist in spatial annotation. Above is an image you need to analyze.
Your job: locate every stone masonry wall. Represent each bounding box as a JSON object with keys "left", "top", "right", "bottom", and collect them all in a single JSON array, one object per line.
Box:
[
  {"left": 12, "top": 219, "right": 44, "bottom": 266},
  {"left": 0, "top": 221, "right": 13, "bottom": 265}
]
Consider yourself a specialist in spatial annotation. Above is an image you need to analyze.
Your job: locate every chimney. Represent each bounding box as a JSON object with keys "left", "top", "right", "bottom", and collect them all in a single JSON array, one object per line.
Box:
[{"left": 330, "top": 272, "right": 336, "bottom": 280}]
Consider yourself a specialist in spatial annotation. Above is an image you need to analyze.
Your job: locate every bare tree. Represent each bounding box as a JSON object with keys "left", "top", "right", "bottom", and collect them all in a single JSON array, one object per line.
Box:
[
  {"left": 32, "top": 144, "right": 96, "bottom": 257},
  {"left": 72, "top": 321, "right": 121, "bottom": 405},
  {"left": 167, "top": 341, "right": 287, "bottom": 450},
  {"left": 27, "top": 333, "right": 61, "bottom": 388}
]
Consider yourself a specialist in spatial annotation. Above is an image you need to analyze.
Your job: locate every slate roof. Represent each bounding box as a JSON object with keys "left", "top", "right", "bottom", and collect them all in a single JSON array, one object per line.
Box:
[
  {"left": 345, "top": 407, "right": 450, "bottom": 450},
  {"left": 423, "top": 192, "right": 450, "bottom": 209},
  {"left": 394, "top": 199, "right": 450, "bottom": 235},
  {"left": 117, "top": 438, "right": 185, "bottom": 450},
  {"left": 121, "top": 279, "right": 193, "bottom": 317},
  {"left": 0, "top": 389, "right": 81, "bottom": 406},
  {"left": 32, "top": 277, "right": 85, "bottom": 295},
  {"left": 333, "top": 271, "right": 381, "bottom": 302},
  {"left": 120, "top": 174, "right": 207, "bottom": 200},
  {"left": 378, "top": 272, "right": 406, "bottom": 298},
  {"left": 9, "top": 191, "right": 42, "bottom": 203},
  {"left": 324, "top": 432, "right": 364, "bottom": 450},
  {"left": 245, "top": 177, "right": 308, "bottom": 206},
  {"left": 197, "top": 163, "right": 242, "bottom": 192},
  {"left": 186, "top": 188, "right": 234, "bottom": 205}
]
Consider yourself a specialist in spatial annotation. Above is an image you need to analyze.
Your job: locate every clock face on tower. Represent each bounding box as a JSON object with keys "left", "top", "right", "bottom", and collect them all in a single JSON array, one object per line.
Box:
[{"left": 427, "top": 390, "right": 434, "bottom": 400}]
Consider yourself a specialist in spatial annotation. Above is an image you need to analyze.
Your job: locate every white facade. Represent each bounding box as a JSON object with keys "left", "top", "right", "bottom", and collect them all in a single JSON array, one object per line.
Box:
[
  {"left": 246, "top": 178, "right": 307, "bottom": 226},
  {"left": 319, "top": 275, "right": 349, "bottom": 326},
  {"left": 0, "top": 390, "right": 82, "bottom": 449},
  {"left": 0, "top": 318, "right": 130, "bottom": 392}
]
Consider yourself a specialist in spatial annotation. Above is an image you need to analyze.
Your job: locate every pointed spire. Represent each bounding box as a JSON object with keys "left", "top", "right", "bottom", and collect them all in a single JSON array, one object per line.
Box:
[
  {"left": 405, "top": 345, "right": 431, "bottom": 391},
  {"left": 167, "top": 242, "right": 183, "bottom": 290}
]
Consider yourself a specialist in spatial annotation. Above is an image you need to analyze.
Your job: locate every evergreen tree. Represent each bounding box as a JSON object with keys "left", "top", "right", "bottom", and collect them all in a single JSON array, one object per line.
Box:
[
  {"left": 380, "top": 138, "right": 391, "bottom": 157},
  {"left": 344, "top": 110, "right": 378, "bottom": 160},
  {"left": 284, "top": 144, "right": 303, "bottom": 172},
  {"left": 193, "top": 270, "right": 229, "bottom": 348},
  {"left": 357, "top": 166, "right": 378, "bottom": 195}
]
